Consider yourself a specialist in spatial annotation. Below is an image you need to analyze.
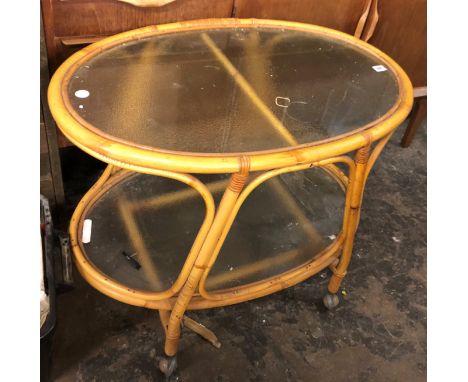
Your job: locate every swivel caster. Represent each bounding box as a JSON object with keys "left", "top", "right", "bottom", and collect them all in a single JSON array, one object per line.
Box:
[
  {"left": 158, "top": 355, "right": 177, "bottom": 379},
  {"left": 323, "top": 293, "right": 340, "bottom": 310}
]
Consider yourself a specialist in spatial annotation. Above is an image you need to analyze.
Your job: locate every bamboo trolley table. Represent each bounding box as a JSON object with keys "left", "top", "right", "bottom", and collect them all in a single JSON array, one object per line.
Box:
[{"left": 48, "top": 18, "right": 412, "bottom": 377}]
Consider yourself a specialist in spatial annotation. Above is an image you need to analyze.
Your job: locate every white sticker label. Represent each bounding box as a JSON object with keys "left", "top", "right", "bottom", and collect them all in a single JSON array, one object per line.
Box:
[
  {"left": 372, "top": 65, "right": 388, "bottom": 72},
  {"left": 82, "top": 219, "right": 92, "bottom": 243},
  {"left": 74, "top": 89, "right": 90, "bottom": 98}
]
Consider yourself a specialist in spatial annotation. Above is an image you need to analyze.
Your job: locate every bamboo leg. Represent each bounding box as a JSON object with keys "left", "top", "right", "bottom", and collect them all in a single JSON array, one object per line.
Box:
[
  {"left": 164, "top": 159, "right": 250, "bottom": 357},
  {"left": 328, "top": 145, "right": 370, "bottom": 294}
]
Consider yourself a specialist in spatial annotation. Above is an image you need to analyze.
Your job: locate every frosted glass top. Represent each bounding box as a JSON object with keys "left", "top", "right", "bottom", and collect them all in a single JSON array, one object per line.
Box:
[{"left": 68, "top": 27, "right": 399, "bottom": 154}]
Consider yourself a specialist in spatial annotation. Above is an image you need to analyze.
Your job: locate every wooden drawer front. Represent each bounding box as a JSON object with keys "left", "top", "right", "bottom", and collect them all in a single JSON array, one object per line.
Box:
[
  {"left": 42, "top": 0, "right": 235, "bottom": 70},
  {"left": 49, "top": 0, "right": 234, "bottom": 37}
]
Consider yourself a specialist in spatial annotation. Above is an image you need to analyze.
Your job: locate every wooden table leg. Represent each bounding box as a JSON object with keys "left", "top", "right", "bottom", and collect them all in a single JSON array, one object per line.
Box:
[{"left": 401, "top": 97, "right": 427, "bottom": 147}]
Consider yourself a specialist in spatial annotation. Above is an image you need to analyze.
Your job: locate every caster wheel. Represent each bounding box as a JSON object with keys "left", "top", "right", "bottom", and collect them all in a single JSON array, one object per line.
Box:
[
  {"left": 323, "top": 293, "right": 340, "bottom": 310},
  {"left": 158, "top": 356, "right": 177, "bottom": 378}
]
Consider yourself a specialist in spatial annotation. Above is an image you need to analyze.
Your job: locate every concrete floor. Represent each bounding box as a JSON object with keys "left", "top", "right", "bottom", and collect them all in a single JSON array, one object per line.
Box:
[{"left": 50, "top": 121, "right": 426, "bottom": 382}]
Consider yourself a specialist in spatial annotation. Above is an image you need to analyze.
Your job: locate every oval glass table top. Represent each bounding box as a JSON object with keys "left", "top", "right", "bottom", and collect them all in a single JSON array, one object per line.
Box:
[
  {"left": 81, "top": 168, "right": 344, "bottom": 293},
  {"left": 66, "top": 24, "right": 400, "bottom": 155}
]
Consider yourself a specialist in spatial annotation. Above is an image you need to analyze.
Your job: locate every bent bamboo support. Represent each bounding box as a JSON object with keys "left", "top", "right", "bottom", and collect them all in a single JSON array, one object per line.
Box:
[
  {"left": 164, "top": 157, "right": 251, "bottom": 356},
  {"left": 196, "top": 155, "right": 352, "bottom": 301},
  {"left": 70, "top": 166, "right": 217, "bottom": 306}
]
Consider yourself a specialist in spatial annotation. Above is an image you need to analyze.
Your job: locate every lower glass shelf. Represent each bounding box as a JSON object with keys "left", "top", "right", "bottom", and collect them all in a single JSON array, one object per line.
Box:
[{"left": 79, "top": 167, "right": 345, "bottom": 294}]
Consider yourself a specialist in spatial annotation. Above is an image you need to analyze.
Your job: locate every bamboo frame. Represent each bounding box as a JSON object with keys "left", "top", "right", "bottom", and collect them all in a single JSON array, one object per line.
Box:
[
  {"left": 67, "top": 140, "right": 390, "bottom": 358},
  {"left": 70, "top": 166, "right": 217, "bottom": 308},
  {"left": 48, "top": 18, "right": 413, "bottom": 174},
  {"left": 198, "top": 157, "right": 353, "bottom": 301},
  {"left": 50, "top": 18, "right": 413, "bottom": 371}
]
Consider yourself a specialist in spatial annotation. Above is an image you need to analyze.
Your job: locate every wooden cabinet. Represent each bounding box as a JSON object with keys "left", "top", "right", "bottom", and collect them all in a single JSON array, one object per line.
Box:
[
  {"left": 234, "top": 0, "right": 426, "bottom": 89},
  {"left": 368, "top": 0, "right": 426, "bottom": 88},
  {"left": 367, "top": 0, "right": 427, "bottom": 146},
  {"left": 41, "top": 16, "right": 65, "bottom": 212},
  {"left": 233, "top": 0, "right": 371, "bottom": 35}
]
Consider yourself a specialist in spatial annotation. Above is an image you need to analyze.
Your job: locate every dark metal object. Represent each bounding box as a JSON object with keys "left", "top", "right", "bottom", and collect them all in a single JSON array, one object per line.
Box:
[
  {"left": 58, "top": 234, "right": 73, "bottom": 285},
  {"left": 122, "top": 251, "right": 141, "bottom": 270}
]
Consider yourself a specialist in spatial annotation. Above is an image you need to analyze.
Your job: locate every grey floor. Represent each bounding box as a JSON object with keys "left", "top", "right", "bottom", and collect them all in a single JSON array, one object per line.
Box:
[{"left": 50, "top": 120, "right": 426, "bottom": 382}]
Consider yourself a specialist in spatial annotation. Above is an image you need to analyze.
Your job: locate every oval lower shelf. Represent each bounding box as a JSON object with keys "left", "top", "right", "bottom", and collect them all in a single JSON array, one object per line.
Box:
[{"left": 76, "top": 167, "right": 345, "bottom": 298}]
